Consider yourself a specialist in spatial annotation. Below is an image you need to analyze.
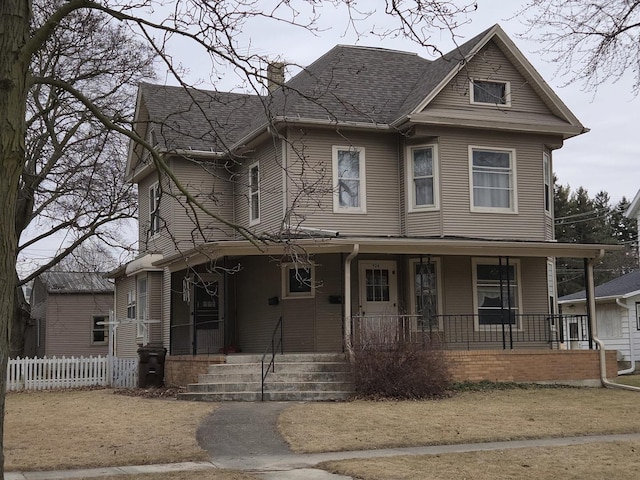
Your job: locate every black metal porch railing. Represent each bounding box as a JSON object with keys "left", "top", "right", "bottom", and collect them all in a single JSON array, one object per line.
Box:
[
  {"left": 351, "top": 314, "right": 590, "bottom": 351},
  {"left": 169, "top": 318, "right": 225, "bottom": 355},
  {"left": 261, "top": 316, "right": 283, "bottom": 401}
]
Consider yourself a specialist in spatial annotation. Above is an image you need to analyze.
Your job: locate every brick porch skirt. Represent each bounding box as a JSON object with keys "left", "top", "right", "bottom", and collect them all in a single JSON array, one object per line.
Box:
[{"left": 164, "top": 350, "right": 617, "bottom": 388}]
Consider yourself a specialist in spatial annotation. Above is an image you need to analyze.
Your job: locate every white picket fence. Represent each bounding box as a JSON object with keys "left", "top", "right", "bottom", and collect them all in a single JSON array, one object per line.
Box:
[{"left": 7, "top": 356, "right": 138, "bottom": 391}]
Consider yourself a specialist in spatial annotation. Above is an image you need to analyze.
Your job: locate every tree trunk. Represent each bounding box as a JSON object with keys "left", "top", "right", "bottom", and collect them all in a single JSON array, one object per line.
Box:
[{"left": 0, "top": 0, "right": 32, "bottom": 474}]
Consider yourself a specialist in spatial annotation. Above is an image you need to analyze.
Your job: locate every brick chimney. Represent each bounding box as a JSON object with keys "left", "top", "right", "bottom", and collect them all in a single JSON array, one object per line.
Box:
[{"left": 267, "top": 62, "right": 285, "bottom": 93}]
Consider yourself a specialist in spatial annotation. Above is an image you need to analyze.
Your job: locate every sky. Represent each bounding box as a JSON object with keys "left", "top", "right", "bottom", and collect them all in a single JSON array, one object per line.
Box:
[{"left": 161, "top": 0, "right": 639, "bottom": 205}]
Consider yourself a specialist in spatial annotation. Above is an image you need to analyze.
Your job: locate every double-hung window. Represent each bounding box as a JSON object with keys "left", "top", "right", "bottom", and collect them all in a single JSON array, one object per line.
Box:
[
  {"left": 473, "top": 259, "right": 521, "bottom": 329},
  {"left": 91, "top": 315, "right": 108, "bottom": 345},
  {"left": 137, "top": 276, "right": 147, "bottom": 339},
  {"left": 149, "top": 182, "right": 161, "bottom": 236},
  {"left": 469, "top": 147, "right": 516, "bottom": 212},
  {"left": 282, "top": 263, "right": 315, "bottom": 299},
  {"left": 126, "top": 290, "right": 136, "bottom": 319},
  {"left": 248, "top": 162, "right": 260, "bottom": 225},
  {"left": 407, "top": 145, "right": 438, "bottom": 210},
  {"left": 543, "top": 152, "right": 552, "bottom": 214},
  {"left": 470, "top": 79, "right": 511, "bottom": 106},
  {"left": 333, "top": 146, "right": 366, "bottom": 213}
]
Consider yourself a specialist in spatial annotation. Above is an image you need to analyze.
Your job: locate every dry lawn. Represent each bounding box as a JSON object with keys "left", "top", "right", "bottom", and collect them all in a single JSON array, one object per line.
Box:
[
  {"left": 279, "top": 387, "right": 640, "bottom": 453},
  {"left": 4, "top": 389, "right": 215, "bottom": 471},
  {"left": 321, "top": 441, "right": 640, "bottom": 480}
]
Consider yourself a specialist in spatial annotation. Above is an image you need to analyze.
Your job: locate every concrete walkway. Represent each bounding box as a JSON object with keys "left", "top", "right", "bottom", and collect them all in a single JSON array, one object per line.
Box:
[{"left": 7, "top": 400, "right": 640, "bottom": 479}]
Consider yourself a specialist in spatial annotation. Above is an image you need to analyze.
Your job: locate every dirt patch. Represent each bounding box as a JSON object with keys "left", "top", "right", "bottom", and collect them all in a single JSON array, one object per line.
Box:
[{"left": 113, "top": 386, "right": 186, "bottom": 399}]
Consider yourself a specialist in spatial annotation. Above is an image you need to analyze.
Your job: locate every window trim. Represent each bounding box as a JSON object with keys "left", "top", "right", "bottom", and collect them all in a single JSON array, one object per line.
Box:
[
  {"left": 91, "top": 314, "right": 108, "bottom": 346},
  {"left": 248, "top": 161, "right": 261, "bottom": 226},
  {"left": 126, "top": 289, "right": 136, "bottom": 320},
  {"left": 408, "top": 258, "right": 443, "bottom": 331},
  {"left": 406, "top": 144, "right": 439, "bottom": 212},
  {"left": 149, "top": 182, "right": 161, "bottom": 237},
  {"left": 543, "top": 151, "right": 552, "bottom": 216},
  {"left": 470, "top": 79, "right": 512, "bottom": 107},
  {"left": 468, "top": 146, "right": 518, "bottom": 214},
  {"left": 332, "top": 145, "right": 367, "bottom": 214},
  {"left": 471, "top": 258, "right": 523, "bottom": 331},
  {"left": 281, "top": 263, "right": 316, "bottom": 299}
]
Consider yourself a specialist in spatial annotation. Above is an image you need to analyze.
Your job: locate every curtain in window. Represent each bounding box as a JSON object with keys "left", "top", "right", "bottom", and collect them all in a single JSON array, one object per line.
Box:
[
  {"left": 413, "top": 148, "right": 434, "bottom": 206},
  {"left": 472, "top": 150, "right": 512, "bottom": 208}
]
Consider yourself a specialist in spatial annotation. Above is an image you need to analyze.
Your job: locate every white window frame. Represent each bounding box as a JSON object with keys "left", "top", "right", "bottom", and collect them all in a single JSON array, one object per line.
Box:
[
  {"left": 126, "top": 289, "right": 136, "bottom": 320},
  {"left": 408, "top": 258, "right": 443, "bottom": 331},
  {"left": 469, "top": 146, "right": 517, "bottom": 213},
  {"left": 543, "top": 152, "right": 552, "bottom": 216},
  {"left": 472, "top": 258, "right": 522, "bottom": 331},
  {"left": 470, "top": 79, "right": 511, "bottom": 107},
  {"left": 248, "top": 161, "right": 260, "bottom": 226},
  {"left": 137, "top": 276, "right": 147, "bottom": 338},
  {"left": 91, "top": 314, "right": 108, "bottom": 345},
  {"left": 281, "top": 263, "right": 315, "bottom": 299},
  {"left": 149, "top": 182, "right": 161, "bottom": 236},
  {"left": 332, "top": 145, "right": 366, "bottom": 214},
  {"left": 406, "top": 144, "right": 439, "bottom": 212}
]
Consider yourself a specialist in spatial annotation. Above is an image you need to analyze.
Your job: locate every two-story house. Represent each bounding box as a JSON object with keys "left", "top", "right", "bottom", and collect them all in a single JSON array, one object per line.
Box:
[{"left": 110, "top": 25, "right": 619, "bottom": 389}]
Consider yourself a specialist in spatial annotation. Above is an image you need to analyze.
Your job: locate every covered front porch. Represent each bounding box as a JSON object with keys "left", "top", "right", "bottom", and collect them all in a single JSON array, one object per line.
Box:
[{"left": 158, "top": 236, "right": 616, "bottom": 357}]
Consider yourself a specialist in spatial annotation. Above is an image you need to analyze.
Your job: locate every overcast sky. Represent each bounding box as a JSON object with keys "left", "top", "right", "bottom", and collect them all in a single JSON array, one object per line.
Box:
[{"left": 162, "top": 0, "right": 638, "bottom": 205}]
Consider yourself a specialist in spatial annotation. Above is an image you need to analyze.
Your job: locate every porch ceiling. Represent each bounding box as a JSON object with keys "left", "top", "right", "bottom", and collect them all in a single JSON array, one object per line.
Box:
[{"left": 154, "top": 237, "right": 621, "bottom": 272}]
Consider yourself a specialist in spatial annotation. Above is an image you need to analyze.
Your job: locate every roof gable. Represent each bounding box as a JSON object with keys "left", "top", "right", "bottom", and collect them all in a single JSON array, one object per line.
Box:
[
  {"left": 37, "top": 271, "right": 114, "bottom": 294},
  {"left": 559, "top": 269, "right": 640, "bottom": 302}
]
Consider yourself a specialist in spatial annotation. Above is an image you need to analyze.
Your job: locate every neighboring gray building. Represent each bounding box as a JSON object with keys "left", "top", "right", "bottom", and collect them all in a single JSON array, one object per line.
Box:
[{"left": 30, "top": 271, "right": 114, "bottom": 357}]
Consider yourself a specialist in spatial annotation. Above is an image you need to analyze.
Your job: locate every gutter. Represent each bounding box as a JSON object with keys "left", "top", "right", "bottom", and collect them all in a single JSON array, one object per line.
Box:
[
  {"left": 343, "top": 244, "right": 359, "bottom": 361},
  {"left": 616, "top": 298, "right": 636, "bottom": 375},
  {"left": 587, "top": 253, "right": 640, "bottom": 392}
]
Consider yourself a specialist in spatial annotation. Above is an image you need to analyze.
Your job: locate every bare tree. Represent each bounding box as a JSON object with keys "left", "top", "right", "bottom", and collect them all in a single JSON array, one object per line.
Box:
[
  {"left": 517, "top": 0, "right": 640, "bottom": 94},
  {"left": 0, "top": 0, "right": 478, "bottom": 473}
]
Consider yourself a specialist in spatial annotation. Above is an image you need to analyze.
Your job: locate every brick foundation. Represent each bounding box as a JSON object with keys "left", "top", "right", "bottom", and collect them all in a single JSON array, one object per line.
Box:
[
  {"left": 164, "top": 354, "right": 226, "bottom": 387},
  {"left": 444, "top": 349, "right": 617, "bottom": 385}
]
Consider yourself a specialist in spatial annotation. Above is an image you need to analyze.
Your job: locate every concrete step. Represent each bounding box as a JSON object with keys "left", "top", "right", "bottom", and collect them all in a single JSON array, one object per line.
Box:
[
  {"left": 198, "top": 370, "right": 352, "bottom": 384},
  {"left": 177, "top": 390, "right": 352, "bottom": 402},
  {"left": 189, "top": 380, "right": 353, "bottom": 394},
  {"left": 224, "top": 353, "right": 347, "bottom": 364},
  {"left": 206, "top": 361, "right": 351, "bottom": 375}
]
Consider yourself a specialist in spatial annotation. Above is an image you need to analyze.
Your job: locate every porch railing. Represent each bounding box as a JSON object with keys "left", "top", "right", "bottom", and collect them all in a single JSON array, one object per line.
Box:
[
  {"left": 169, "top": 318, "right": 225, "bottom": 355},
  {"left": 261, "top": 316, "right": 283, "bottom": 401},
  {"left": 351, "top": 314, "right": 589, "bottom": 350}
]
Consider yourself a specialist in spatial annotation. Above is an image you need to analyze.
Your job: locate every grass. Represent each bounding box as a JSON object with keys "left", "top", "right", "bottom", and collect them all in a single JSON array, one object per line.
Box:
[
  {"left": 614, "top": 374, "right": 640, "bottom": 387},
  {"left": 4, "top": 389, "right": 215, "bottom": 472},
  {"left": 279, "top": 386, "right": 640, "bottom": 453}
]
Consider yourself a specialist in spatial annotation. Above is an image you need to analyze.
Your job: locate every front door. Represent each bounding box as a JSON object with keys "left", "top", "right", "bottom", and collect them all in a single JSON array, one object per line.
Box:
[
  {"left": 358, "top": 260, "right": 398, "bottom": 316},
  {"left": 192, "top": 277, "right": 224, "bottom": 354}
]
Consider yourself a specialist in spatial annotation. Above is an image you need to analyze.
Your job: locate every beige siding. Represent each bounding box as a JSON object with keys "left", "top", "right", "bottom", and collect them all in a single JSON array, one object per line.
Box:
[
  {"left": 114, "top": 275, "right": 139, "bottom": 358},
  {"left": 407, "top": 127, "right": 553, "bottom": 240},
  {"left": 286, "top": 128, "right": 401, "bottom": 236},
  {"left": 429, "top": 40, "right": 555, "bottom": 117},
  {"left": 162, "top": 267, "right": 171, "bottom": 351},
  {"left": 44, "top": 293, "right": 112, "bottom": 357},
  {"left": 138, "top": 171, "right": 174, "bottom": 255},
  {"left": 314, "top": 255, "right": 344, "bottom": 352},
  {"left": 148, "top": 271, "right": 163, "bottom": 344}
]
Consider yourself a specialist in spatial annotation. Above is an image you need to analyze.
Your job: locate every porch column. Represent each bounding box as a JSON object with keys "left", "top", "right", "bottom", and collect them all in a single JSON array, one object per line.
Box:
[
  {"left": 344, "top": 244, "right": 359, "bottom": 360},
  {"left": 584, "top": 258, "right": 594, "bottom": 349}
]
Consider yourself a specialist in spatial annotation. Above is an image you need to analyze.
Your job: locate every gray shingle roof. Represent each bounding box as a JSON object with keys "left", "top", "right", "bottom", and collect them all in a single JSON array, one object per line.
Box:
[
  {"left": 38, "top": 272, "right": 114, "bottom": 294},
  {"left": 559, "top": 269, "right": 640, "bottom": 302},
  {"left": 139, "top": 27, "right": 494, "bottom": 152}
]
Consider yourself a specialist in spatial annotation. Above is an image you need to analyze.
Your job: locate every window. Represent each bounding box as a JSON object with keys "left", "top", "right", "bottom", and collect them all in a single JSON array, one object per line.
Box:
[
  {"left": 92, "top": 315, "right": 108, "bottom": 345},
  {"left": 409, "top": 259, "right": 442, "bottom": 330},
  {"left": 149, "top": 182, "right": 161, "bottom": 236},
  {"left": 469, "top": 147, "right": 516, "bottom": 212},
  {"left": 126, "top": 289, "right": 136, "bottom": 319},
  {"left": 282, "top": 263, "right": 315, "bottom": 299},
  {"left": 473, "top": 259, "right": 521, "bottom": 328},
  {"left": 407, "top": 145, "right": 438, "bottom": 210},
  {"left": 248, "top": 162, "right": 260, "bottom": 225},
  {"left": 636, "top": 303, "right": 640, "bottom": 331},
  {"left": 137, "top": 277, "right": 147, "bottom": 338},
  {"left": 470, "top": 79, "right": 511, "bottom": 106},
  {"left": 543, "top": 152, "right": 551, "bottom": 214},
  {"left": 333, "top": 146, "right": 366, "bottom": 213}
]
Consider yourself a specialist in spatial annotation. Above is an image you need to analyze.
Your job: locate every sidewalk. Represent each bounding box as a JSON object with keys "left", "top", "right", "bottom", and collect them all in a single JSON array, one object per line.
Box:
[{"left": 7, "top": 433, "right": 640, "bottom": 480}]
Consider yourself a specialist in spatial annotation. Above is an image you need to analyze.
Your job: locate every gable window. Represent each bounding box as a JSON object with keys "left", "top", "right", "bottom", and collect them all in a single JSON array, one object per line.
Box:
[
  {"left": 137, "top": 276, "right": 147, "bottom": 338},
  {"left": 149, "top": 182, "right": 161, "bottom": 236},
  {"left": 126, "top": 289, "right": 136, "bottom": 319},
  {"left": 469, "top": 147, "right": 516, "bottom": 212},
  {"left": 248, "top": 162, "right": 260, "bottom": 225},
  {"left": 472, "top": 259, "right": 521, "bottom": 329},
  {"left": 470, "top": 79, "right": 511, "bottom": 106},
  {"left": 407, "top": 145, "right": 438, "bottom": 210},
  {"left": 282, "top": 263, "right": 315, "bottom": 299},
  {"left": 333, "top": 146, "right": 366, "bottom": 213},
  {"left": 543, "top": 152, "right": 552, "bottom": 214},
  {"left": 92, "top": 315, "right": 108, "bottom": 345},
  {"left": 409, "top": 258, "right": 442, "bottom": 330}
]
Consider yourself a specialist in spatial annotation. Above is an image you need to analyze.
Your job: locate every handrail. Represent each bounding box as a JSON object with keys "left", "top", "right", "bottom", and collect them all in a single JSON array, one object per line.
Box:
[{"left": 261, "top": 316, "right": 283, "bottom": 401}]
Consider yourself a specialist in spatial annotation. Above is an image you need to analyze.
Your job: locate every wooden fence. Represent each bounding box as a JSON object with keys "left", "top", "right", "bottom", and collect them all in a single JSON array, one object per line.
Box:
[{"left": 7, "top": 356, "right": 138, "bottom": 391}]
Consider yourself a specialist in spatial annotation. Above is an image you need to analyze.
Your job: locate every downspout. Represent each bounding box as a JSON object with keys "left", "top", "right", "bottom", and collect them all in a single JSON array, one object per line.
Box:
[
  {"left": 344, "top": 243, "right": 360, "bottom": 362},
  {"left": 615, "top": 297, "right": 636, "bottom": 375},
  {"left": 587, "top": 252, "right": 640, "bottom": 392}
]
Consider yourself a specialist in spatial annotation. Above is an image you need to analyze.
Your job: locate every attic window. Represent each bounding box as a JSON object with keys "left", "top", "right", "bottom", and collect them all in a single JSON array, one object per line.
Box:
[{"left": 470, "top": 80, "right": 511, "bottom": 107}]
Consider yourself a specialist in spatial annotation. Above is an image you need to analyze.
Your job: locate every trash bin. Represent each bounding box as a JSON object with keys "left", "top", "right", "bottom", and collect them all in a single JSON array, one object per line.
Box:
[{"left": 137, "top": 345, "right": 167, "bottom": 388}]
